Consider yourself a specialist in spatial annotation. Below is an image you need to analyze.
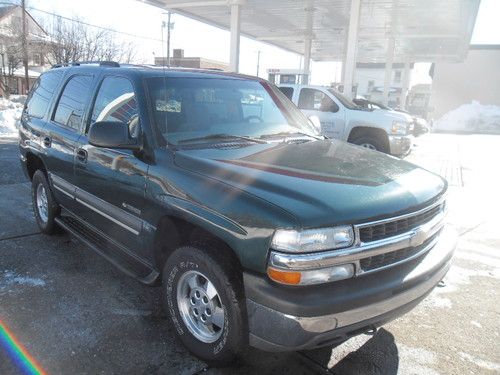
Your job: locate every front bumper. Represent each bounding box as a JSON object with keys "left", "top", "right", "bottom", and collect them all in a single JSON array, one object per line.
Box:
[
  {"left": 388, "top": 134, "right": 412, "bottom": 156},
  {"left": 245, "top": 226, "right": 457, "bottom": 352}
]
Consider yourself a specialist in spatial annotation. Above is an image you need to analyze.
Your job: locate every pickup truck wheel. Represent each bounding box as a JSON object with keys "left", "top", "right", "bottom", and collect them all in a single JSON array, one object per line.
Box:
[
  {"left": 32, "top": 170, "right": 60, "bottom": 234},
  {"left": 351, "top": 135, "right": 388, "bottom": 153},
  {"left": 163, "top": 245, "right": 245, "bottom": 365}
]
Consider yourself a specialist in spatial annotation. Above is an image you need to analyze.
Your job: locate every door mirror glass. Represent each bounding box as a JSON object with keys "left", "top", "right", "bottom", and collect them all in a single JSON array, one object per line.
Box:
[
  {"left": 88, "top": 121, "right": 140, "bottom": 150},
  {"left": 308, "top": 115, "right": 321, "bottom": 132}
]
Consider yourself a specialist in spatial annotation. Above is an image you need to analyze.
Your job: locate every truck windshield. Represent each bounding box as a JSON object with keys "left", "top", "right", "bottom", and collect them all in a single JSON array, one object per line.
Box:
[
  {"left": 327, "top": 88, "right": 361, "bottom": 110},
  {"left": 146, "top": 77, "right": 319, "bottom": 145}
]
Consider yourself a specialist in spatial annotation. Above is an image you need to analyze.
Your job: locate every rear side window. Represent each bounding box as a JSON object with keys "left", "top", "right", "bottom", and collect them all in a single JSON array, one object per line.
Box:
[
  {"left": 26, "top": 70, "right": 63, "bottom": 118},
  {"left": 90, "top": 76, "right": 139, "bottom": 137},
  {"left": 53, "top": 75, "right": 93, "bottom": 131},
  {"left": 278, "top": 87, "right": 294, "bottom": 100}
]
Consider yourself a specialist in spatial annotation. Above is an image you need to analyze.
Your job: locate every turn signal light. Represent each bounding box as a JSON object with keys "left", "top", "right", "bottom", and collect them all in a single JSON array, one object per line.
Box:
[{"left": 267, "top": 267, "right": 301, "bottom": 285}]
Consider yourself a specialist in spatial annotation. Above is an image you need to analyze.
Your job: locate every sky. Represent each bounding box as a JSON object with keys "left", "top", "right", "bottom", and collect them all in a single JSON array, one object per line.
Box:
[{"left": 21, "top": 0, "right": 500, "bottom": 87}]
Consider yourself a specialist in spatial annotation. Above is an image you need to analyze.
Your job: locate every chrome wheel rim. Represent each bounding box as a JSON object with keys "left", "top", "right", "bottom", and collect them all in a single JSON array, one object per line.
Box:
[
  {"left": 360, "top": 143, "right": 377, "bottom": 150},
  {"left": 36, "top": 184, "right": 49, "bottom": 223},
  {"left": 176, "top": 270, "right": 225, "bottom": 343}
]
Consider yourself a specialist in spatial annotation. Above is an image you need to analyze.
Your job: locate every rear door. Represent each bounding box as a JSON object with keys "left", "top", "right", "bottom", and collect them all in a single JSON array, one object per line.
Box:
[
  {"left": 74, "top": 75, "right": 149, "bottom": 255},
  {"left": 43, "top": 73, "right": 95, "bottom": 211},
  {"left": 297, "top": 87, "right": 344, "bottom": 139},
  {"left": 20, "top": 69, "right": 64, "bottom": 161}
]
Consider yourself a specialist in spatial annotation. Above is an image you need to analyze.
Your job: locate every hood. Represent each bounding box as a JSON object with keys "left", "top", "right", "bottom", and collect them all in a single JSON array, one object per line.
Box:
[
  {"left": 174, "top": 139, "right": 446, "bottom": 228},
  {"left": 373, "top": 108, "right": 414, "bottom": 122}
]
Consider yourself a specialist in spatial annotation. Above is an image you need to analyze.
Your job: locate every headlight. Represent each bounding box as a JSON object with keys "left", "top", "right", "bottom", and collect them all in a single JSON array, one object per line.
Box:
[
  {"left": 270, "top": 226, "right": 354, "bottom": 253},
  {"left": 391, "top": 121, "right": 408, "bottom": 135}
]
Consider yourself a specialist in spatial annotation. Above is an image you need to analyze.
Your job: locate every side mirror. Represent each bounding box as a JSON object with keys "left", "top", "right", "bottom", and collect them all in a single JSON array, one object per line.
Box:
[
  {"left": 88, "top": 121, "right": 140, "bottom": 150},
  {"left": 308, "top": 115, "right": 322, "bottom": 132}
]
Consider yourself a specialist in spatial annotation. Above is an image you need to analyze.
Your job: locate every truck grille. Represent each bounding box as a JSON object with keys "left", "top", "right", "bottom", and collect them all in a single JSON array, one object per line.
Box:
[
  {"left": 359, "top": 203, "right": 443, "bottom": 243},
  {"left": 360, "top": 229, "right": 441, "bottom": 272}
]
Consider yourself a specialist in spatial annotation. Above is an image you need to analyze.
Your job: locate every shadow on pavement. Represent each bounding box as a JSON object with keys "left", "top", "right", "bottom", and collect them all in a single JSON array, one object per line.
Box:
[{"left": 301, "top": 328, "right": 399, "bottom": 374}]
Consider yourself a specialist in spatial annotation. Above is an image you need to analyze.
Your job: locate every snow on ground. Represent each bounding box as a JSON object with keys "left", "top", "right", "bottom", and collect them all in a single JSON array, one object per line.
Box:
[
  {"left": 0, "top": 270, "right": 46, "bottom": 292},
  {"left": 434, "top": 101, "right": 500, "bottom": 133},
  {"left": 0, "top": 96, "right": 25, "bottom": 138}
]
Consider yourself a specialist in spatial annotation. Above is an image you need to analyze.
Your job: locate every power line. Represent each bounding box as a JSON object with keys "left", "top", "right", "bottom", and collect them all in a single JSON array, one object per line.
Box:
[{"left": 26, "top": 6, "right": 165, "bottom": 43}]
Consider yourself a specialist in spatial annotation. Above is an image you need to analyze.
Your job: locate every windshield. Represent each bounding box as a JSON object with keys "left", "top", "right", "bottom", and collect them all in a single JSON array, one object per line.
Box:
[
  {"left": 147, "top": 77, "right": 319, "bottom": 145},
  {"left": 327, "top": 88, "right": 360, "bottom": 110}
]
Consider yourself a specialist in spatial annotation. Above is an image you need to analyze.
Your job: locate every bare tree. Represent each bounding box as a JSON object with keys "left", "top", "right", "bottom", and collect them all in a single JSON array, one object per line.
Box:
[
  {"left": 45, "top": 17, "right": 137, "bottom": 65},
  {"left": 0, "top": 20, "right": 24, "bottom": 98}
]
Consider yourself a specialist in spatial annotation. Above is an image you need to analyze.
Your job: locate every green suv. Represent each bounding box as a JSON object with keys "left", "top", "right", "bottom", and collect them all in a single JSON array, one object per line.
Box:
[{"left": 19, "top": 62, "right": 456, "bottom": 364}]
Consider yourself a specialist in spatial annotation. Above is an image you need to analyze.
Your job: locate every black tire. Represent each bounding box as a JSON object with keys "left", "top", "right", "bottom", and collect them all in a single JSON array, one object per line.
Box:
[
  {"left": 350, "top": 135, "right": 389, "bottom": 153},
  {"left": 162, "top": 245, "right": 246, "bottom": 365},
  {"left": 32, "top": 170, "right": 60, "bottom": 234}
]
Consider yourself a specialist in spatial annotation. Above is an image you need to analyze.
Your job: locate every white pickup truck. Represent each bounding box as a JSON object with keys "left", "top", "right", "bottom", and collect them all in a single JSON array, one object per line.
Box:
[{"left": 278, "top": 84, "right": 413, "bottom": 156}]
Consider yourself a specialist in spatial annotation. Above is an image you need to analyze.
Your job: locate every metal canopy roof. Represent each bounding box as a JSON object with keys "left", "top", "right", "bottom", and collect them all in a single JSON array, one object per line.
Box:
[{"left": 143, "top": 0, "right": 480, "bottom": 63}]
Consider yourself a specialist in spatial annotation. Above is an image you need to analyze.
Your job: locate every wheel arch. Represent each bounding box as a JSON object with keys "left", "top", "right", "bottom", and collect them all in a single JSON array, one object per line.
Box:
[
  {"left": 26, "top": 152, "right": 48, "bottom": 180},
  {"left": 153, "top": 213, "right": 244, "bottom": 282}
]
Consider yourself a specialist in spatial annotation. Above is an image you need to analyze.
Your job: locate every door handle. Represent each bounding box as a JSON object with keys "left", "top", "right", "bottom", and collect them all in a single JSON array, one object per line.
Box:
[
  {"left": 42, "top": 136, "right": 51, "bottom": 148},
  {"left": 76, "top": 148, "right": 88, "bottom": 163}
]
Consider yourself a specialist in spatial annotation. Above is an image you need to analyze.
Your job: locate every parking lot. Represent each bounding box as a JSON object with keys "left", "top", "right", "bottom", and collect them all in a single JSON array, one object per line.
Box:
[{"left": 0, "top": 133, "right": 499, "bottom": 374}]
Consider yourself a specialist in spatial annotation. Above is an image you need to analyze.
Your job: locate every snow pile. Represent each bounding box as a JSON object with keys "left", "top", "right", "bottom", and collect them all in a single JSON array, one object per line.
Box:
[
  {"left": 434, "top": 101, "right": 500, "bottom": 134},
  {"left": 0, "top": 96, "right": 25, "bottom": 138}
]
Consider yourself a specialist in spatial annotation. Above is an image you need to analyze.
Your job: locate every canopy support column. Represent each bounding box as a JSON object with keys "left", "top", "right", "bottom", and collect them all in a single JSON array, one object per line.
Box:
[
  {"left": 302, "top": 1, "right": 314, "bottom": 84},
  {"left": 342, "top": 0, "right": 361, "bottom": 99},
  {"left": 229, "top": 2, "right": 242, "bottom": 72},
  {"left": 400, "top": 61, "right": 411, "bottom": 109},
  {"left": 382, "top": 36, "right": 395, "bottom": 106}
]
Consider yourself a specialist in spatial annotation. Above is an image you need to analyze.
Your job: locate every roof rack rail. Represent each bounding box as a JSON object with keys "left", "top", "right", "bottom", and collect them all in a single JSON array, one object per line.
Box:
[{"left": 52, "top": 61, "right": 120, "bottom": 69}]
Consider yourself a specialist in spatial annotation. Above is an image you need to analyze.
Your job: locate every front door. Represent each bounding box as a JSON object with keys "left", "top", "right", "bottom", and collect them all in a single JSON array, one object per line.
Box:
[{"left": 74, "top": 76, "right": 149, "bottom": 257}]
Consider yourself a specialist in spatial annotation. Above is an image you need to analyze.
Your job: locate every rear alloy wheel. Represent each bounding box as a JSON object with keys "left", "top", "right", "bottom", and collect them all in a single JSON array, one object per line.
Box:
[
  {"left": 32, "top": 170, "right": 60, "bottom": 234},
  {"left": 163, "top": 245, "right": 246, "bottom": 365}
]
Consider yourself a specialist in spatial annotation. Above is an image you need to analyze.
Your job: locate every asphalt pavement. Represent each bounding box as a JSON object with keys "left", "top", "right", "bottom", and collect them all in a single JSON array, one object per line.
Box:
[{"left": 0, "top": 134, "right": 499, "bottom": 374}]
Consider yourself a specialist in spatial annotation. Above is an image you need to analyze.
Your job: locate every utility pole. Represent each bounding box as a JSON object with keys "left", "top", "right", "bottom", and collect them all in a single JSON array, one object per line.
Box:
[
  {"left": 21, "top": 0, "right": 29, "bottom": 93},
  {"left": 256, "top": 50, "right": 260, "bottom": 77},
  {"left": 166, "top": 11, "right": 171, "bottom": 67}
]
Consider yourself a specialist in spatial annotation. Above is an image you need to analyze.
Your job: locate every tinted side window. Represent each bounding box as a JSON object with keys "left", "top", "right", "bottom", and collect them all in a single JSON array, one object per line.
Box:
[
  {"left": 53, "top": 75, "right": 93, "bottom": 131},
  {"left": 90, "top": 77, "right": 139, "bottom": 137},
  {"left": 298, "top": 88, "right": 338, "bottom": 112},
  {"left": 278, "top": 87, "right": 294, "bottom": 100},
  {"left": 26, "top": 70, "right": 63, "bottom": 118}
]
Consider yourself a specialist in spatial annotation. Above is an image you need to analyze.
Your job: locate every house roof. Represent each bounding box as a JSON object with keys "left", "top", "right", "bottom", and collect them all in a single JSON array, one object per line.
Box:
[
  {"left": 0, "top": 5, "right": 48, "bottom": 36},
  {"left": 0, "top": 5, "right": 16, "bottom": 20}
]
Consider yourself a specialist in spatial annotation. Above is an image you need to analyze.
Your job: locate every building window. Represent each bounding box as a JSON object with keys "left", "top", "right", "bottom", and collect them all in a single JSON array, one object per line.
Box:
[
  {"left": 394, "top": 71, "right": 402, "bottom": 84},
  {"left": 33, "top": 53, "right": 42, "bottom": 66}
]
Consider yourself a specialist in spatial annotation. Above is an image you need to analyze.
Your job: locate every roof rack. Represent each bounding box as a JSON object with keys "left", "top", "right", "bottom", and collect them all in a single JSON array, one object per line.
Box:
[{"left": 52, "top": 61, "right": 120, "bottom": 69}]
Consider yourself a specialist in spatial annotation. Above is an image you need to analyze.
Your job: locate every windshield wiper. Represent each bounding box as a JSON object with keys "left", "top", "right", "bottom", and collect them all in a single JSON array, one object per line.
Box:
[
  {"left": 178, "top": 133, "right": 267, "bottom": 144},
  {"left": 260, "top": 131, "right": 323, "bottom": 141}
]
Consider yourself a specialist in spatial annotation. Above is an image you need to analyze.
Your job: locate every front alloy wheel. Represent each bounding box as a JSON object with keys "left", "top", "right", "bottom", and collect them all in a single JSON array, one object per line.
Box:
[
  {"left": 359, "top": 142, "right": 377, "bottom": 150},
  {"left": 163, "top": 245, "right": 246, "bottom": 365},
  {"left": 177, "top": 270, "right": 225, "bottom": 343}
]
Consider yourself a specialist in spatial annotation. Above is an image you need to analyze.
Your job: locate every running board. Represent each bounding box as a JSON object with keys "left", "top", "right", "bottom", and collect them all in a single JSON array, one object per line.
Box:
[{"left": 55, "top": 214, "right": 159, "bottom": 285}]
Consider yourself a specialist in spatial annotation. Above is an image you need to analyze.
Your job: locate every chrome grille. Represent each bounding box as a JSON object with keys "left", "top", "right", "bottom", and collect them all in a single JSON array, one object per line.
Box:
[
  {"left": 360, "top": 229, "right": 442, "bottom": 272},
  {"left": 359, "top": 204, "right": 443, "bottom": 243}
]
